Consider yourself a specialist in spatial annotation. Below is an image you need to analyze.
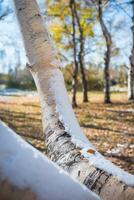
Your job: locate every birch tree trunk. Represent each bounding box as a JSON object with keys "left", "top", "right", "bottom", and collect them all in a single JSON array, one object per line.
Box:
[
  {"left": 128, "top": 0, "right": 134, "bottom": 100},
  {"left": 13, "top": 0, "right": 134, "bottom": 200},
  {"left": 0, "top": 121, "right": 99, "bottom": 200},
  {"left": 98, "top": 0, "right": 111, "bottom": 104},
  {"left": 70, "top": 0, "right": 78, "bottom": 107}
]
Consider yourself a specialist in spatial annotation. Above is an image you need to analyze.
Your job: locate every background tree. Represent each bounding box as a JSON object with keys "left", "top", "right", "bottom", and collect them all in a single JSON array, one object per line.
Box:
[
  {"left": 47, "top": 0, "right": 94, "bottom": 104},
  {"left": 69, "top": 0, "right": 78, "bottom": 107},
  {"left": 0, "top": 0, "right": 12, "bottom": 20},
  {"left": 74, "top": 0, "right": 89, "bottom": 102},
  {"left": 107, "top": 0, "right": 133, "bottom": 100},
  {"left": 129, "top": 0, "right": 134, "bottom": 100},
  {"left": 98, "top": 0, "right": 112, "bottom": 103}
]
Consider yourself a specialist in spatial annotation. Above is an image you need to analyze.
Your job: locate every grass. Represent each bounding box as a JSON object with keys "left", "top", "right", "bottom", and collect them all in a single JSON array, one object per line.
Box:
[{"left": 0, "top": 91, "right": 134, "bottom": 174}]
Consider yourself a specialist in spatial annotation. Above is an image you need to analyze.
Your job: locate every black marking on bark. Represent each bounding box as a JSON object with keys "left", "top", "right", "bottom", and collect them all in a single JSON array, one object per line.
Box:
[
  {"left": 73, "top": 152, "right": 82, "bottom": 162},
  {"left": 58, "top": 139, "right": 72, "bottom": 147},
  {"left": 44, "top": 122, "right": 114, "bottom": 196},
  {"left": 123, "top": 184, "right": 128, "bottom": 192},
  {"left": 97, "top": 173, "right": 110, "bottom": 194},
  {"left": 78, "top": 170, "right": 81, "bottom": 177},
  {"left": 26, "top": 63, "right": 33, "bottom": 70},
  {"left": 46, "top": 130, "right": 71, "bottom": 147},
  {"left": 45, "top": 126, "right": 54, "bottom": 139},
  {"left": 84, "top": 169, "right": 102, "bottom": 190},
  {"left": 35, "top": 13, "right": 41, "bottom": 17},
  {"left": 83, "top": 168, "right": 111, "bottom": 195},
  {"left": 56, "top": 132, "right": 71, "bottom": 141},
  {"left": 47, "top": 135, "right": 76, "bottom": 159},
  {"left": 54, "top": 152, "right": 65, "bottom": 162},
  {"left": 18, "top": 7, "right": 25, "bottom": 11},
  {"left": 57, "top": 120, "right": 65, "bottom": 129}
]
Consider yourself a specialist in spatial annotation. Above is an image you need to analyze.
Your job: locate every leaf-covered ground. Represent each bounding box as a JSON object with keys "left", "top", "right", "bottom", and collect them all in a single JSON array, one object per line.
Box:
[{"left": 0, "top": 92, "right": 133, "bottom": 174}]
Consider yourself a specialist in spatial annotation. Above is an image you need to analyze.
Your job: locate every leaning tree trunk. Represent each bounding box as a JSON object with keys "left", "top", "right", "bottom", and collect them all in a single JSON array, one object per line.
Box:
[
  {"left": 98, "top": 0, "right": 111, "bottom": 104},
  {"left": 73, "top": 0, "right": 89, "bottom": 103},
  {"left": 0, "top": 121, "right": 99, "bottom": 200},
  {"left": 70, "top": 0, "right": 79, "bottom": 107},
  {"left": 13, "top": 0, "right": 134, "bottom": 200},
  {"left": 128, "top": 0, "right": 134, "bottom": 100}
]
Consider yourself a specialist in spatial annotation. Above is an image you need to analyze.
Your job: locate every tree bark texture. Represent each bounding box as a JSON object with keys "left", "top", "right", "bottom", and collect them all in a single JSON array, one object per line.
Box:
[
  {"left": 0, "top": 122, "right": 100, "bottom": 200},
  {"left": 73, "top": 0, "right": 89, "bottom": 103},
  {"left": 13, "top": 0, "right": 134, "bottom": 200},
  {"left": 70, "top": 0, "right": 78, "bottom": 107},
  {"left": 98, "top": 0, "right": 111, "bottom": 104},
  {"left": 128, "top": 1, "right": 134, "bottom": 100}
]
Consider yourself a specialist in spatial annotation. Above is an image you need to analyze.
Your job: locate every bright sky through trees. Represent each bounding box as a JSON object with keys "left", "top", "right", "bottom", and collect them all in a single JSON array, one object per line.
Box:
[{"left": 0, "top": 0, "right": 132, "bottom": 73}]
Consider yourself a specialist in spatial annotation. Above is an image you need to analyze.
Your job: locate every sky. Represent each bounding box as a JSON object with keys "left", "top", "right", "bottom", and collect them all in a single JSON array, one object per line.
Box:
[
  {"left": 0, "top": 0, "right": 45, "bottom": 73},
  {"left": 87, "top": 0, "right": 132, "bottom": 68},
  {"left": 0, "top": 0, "right": 132, "bottom": 74}
]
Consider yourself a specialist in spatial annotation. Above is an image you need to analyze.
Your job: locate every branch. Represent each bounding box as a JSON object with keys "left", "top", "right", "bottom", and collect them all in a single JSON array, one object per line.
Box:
[
  {"left": 111, "top": 1, "right": 132, "bottom": 18},
  {"left": 0, "top": 121, "right": 100, "bottom": 200}
]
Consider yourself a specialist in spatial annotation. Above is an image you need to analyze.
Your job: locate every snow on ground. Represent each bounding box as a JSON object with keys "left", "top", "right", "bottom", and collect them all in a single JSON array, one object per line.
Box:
[
  {"left": 106, "top": 143, "right": 129, "bottom": 156},
  {"left": 0, "top": 88, "right": 38, "bottom": 104},
  {"left": 0, "top": 88, "right": 37, "bottom": 96},
  {"left": 50, "top": 68, "right": 134, "bottom": 187},
  {"left": 110, "top": 86, "right": 127, "bottom": 92},
  {"left": 0, "top": 121, "right": 100, "bottom": 200},
  {"left": 107, "top": 108, "right": 134, "bottom": 113}
]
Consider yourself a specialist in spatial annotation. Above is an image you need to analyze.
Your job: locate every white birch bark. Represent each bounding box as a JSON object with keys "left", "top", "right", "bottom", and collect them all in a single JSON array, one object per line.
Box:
[
  {"left": 0, "top": 121, "right": 100, "bottom": 200},
  {"left": 12, "top": 0, "right": 134, "bottom": 200},
  {"left": 128, "top": 66, "right": 134, "bottom": 100},
  {"left": 128, "top": 0, "right": 134, "bottom": 100}
]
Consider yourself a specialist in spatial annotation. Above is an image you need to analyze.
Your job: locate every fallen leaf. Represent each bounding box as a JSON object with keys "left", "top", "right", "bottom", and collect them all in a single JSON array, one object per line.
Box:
[{"left": 87, "top": 149, "right": 96, "bottom": 154}]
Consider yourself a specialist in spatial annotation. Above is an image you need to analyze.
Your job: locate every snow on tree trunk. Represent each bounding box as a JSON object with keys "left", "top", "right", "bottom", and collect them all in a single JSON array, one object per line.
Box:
[
  {"left": 0, "top": 121, "right": 100, "bottom": 200},
  {"left": 13, "top": 0, "right": 134, "bottom": 199}
]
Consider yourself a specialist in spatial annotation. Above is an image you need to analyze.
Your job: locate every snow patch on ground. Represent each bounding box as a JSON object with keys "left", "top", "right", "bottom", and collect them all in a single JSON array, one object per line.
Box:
[
  {"left": 0, "top": 121, "right": 100, "bottom": 200},
  {"left": 50, "top": 69, "right": 134, "bottom": 187},
  {"left": 107, "top": 108, "right": 134, "bottom": 113},
  {"left": 106, "top": 143, "right": 129, "bottom": 156},
  {"left": 0, "top": 88, "right": 37, "bottom": 96}
]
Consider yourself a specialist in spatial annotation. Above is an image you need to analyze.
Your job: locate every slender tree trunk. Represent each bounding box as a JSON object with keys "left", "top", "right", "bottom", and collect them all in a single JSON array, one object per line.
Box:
[
  {"left": 98, "top": 0, "right": 111, "bottom": 104},
  {"left": 73, "top": 0, "right": 89, "bottom": 103},
  {"left": 13, "top": 0, "right": 134, "bottom": 200},
  {"left": 128, "top": 1, "right": 134, "bottom": 100},
  {"left": 104, "top": 45, "right": 111, "bottom": 103},
  {"left": 70, "top": 0, "right": 78, "bottom": 107},
  {"left": 79, "top": 38, "right": 88, "bottom": 103}
]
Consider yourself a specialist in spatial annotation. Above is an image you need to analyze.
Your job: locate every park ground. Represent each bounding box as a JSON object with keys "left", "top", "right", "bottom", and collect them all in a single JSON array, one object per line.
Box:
[{"left": 0, "top": 91, "right": 133, "bottom": 174}]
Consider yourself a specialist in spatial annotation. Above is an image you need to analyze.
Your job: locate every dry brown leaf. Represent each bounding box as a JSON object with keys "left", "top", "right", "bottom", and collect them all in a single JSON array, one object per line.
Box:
[{"left": 87, "top": 149, "right": 96, "bottom": 154}]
